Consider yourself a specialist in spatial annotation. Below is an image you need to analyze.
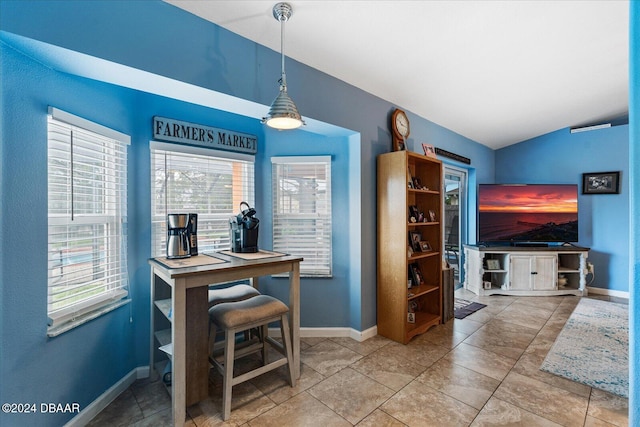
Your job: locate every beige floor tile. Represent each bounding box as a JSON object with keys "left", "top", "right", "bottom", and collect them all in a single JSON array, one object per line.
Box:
[
  {"left": 584, "top": 415, "right": 619, "bottom": 426},
  {"left": 329, "top": 334, "right": 392, "bottom": 356},
  {"left": 495, "top": 300, "right": 555, "bottom": 330},
  {"left": 514, "top": 295, "right": 564, "bottom": 312},
  {"left": 470, "top": 396, "right": 562, "bottom": 426},
  {"left": 308, "top": 367, "right": 395, "bottom": 424},
  {"left": 247, "top": 392, "right": 351, "bottom": 427},
  {"left": 188, "top": 380, "right": 275, "bottom": 425},
  {"left": 300, "top": 340, "right": 363, "bottom": 376},
  {"left": 463, "top": 318, "right": 538, "bottom": 359},
  {"left": 384, "top": 338, "right": 450, "bottom": 368},
  {"left": 131, "top": 407, "right": 174, "bottom": 427},
  {"left": 86, "top": 389, "right": 144, "bottom": 426},
  {"left": 130, "top": 378, "right": 171, "bottom": 418},
  {"left": 586, "top": 388, "right": 629, "bottom": 427},
  {"left": 512, "top": 338, "right": 591, "bottom": 398},
  {"left": 418, "top": 358, "right": 500, "bottom": 410},
  {"left": 381, "top": 379, "right": 478, "bottom": 426},
  {"left": 250, "top": 362, "right": 324, "bottom": 404},
  {"left": 300, "top": 337, "right": 328, "bottom": 347},
  {"left": 350, "top": 344, "right": 425, "bottom": 391},
  {"left": 443, "top": 342, "right": 516, "bottom": 381},
  {"left": 419, "top": 322, "right": 468, "bottom": 349},
  {"left": 91, "top": 293, "right": 629, "bottom": 427},
  {"left": 494, "top": 371, "right": 589, "bottom": 427},
  {"left": 357, "top": 409, "right": 406, "bottom": 426},
  {"left": 450, "top": 316, "right": 484, "bottom": 336}
]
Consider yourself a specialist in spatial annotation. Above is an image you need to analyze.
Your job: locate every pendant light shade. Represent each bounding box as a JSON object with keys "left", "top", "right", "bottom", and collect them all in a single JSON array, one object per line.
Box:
[{"left": 262, "top": 2, "right": 305, "bottom": 130}]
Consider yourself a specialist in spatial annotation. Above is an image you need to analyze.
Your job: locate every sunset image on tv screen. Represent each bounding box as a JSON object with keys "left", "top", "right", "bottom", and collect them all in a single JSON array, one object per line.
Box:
[{"left": 478, "top": 184, "right": 578, "bottom": 242}]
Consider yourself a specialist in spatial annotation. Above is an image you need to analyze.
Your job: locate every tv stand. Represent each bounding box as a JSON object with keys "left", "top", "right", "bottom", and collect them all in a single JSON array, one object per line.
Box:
[
  {"left": 512, "top": 242, "right": 549, "bottom": 248},
  {"left": 463, "top": 245, "right": 589, "bottom": 297}
]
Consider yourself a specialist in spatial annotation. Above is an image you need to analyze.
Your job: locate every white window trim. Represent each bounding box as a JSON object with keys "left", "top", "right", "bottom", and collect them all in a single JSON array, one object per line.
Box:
[
  {"left": 49, "top": 107, "right": 131, "bottom": 144},
  {"left": 47, "top": 107, "right": 130, "bottom": 336},
  {"left": 150, "top": 142, "right": 255, "bottom": 257},
  {"left": 271, "top": 156, "right": 333, "bottom": 278},
  {"left": 150, "top": 141, "right": 254, "bottom": 162}
]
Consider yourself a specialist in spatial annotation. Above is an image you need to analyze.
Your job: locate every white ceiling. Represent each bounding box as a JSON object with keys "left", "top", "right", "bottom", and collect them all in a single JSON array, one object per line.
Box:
[{"left": 165, "top": 0, "right": 629, "bottom": 149}]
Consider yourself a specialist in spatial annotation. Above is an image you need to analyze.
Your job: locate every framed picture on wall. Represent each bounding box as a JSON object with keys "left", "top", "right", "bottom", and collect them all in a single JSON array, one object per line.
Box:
[{"left": 582, "top": 171, "right": 620, "bottom": 194}]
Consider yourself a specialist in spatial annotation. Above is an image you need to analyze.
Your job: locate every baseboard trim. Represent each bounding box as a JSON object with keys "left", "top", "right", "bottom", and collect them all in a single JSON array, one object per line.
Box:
[
  {"left": 586, "top": 286, "right": 629, "bottom": 300},
  {"left": 64, "top": 366, "right": 149, "bottom": 427}
]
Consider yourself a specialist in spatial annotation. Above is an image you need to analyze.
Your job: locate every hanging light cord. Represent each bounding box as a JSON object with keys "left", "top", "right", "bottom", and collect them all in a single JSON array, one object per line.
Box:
[{"left": 279, "top": 11, "right": 287, "bottom": 90}]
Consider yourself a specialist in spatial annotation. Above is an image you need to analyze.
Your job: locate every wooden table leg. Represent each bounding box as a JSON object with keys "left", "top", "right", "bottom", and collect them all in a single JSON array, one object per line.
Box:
[
  {"left": 289, "top": 262, "right": 300, "bottom": 379},
  {"left": 172, "top": 280, "right": 186, "bottom": 426}
]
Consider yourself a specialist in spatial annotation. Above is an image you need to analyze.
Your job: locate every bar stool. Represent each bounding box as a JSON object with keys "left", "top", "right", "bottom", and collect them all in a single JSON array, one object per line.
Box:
[
  {"left": 208, "top": 283, "right": 260, "bottom": 308},
  {"left": 207, "top": 284, "right": 261, "bottom": 356},
  {"left": 208, "top": 295, "right": 296, "bottom": 420}
]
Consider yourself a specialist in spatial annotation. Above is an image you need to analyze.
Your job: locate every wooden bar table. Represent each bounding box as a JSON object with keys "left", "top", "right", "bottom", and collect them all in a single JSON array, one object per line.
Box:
[{"left": 149, "top": 252, "right": 302, "bottom": 426}]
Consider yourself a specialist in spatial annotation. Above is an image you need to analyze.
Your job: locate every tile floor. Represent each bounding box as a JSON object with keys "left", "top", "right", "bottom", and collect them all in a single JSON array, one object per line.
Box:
[{"left": 88, "top": 290, "right": 629, "bottom": 426}]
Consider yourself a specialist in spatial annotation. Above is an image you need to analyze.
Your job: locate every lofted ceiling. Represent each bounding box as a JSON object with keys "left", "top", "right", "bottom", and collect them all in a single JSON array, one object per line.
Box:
[{"left": 164, "top": 0, "right": 629, "bottom": 149}]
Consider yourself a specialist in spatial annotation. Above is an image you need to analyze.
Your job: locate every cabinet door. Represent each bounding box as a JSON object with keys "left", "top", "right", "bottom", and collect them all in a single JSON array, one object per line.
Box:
[
  {"left": 532, "top": 255, "right": 557, "bottom": 290},
  {"left": 509, "top": 255, "right": 532, "bottom": 290},
  {"left": 464, "top": 249, "right": 483, "bottom": 293}
]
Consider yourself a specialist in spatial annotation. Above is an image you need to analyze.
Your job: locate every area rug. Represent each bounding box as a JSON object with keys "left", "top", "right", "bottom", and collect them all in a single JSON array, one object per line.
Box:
[
  {"left": 540, "top": 298, "right": 628, "bottom": 397},
  {"left": 454, "top": 298, "right": 487, "bottom": 319}
]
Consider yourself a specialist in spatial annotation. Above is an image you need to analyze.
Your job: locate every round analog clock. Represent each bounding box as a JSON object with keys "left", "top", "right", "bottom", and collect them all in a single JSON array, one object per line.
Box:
[{"left": 392, "top": 108, "right": 410, "bottom": 140}]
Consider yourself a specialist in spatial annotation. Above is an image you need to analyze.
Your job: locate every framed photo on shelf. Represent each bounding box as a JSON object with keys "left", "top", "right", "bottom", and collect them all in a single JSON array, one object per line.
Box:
[
  {"left": 408, "top": 205, "right": 420, "bottom": 223},
  {"left": 422, "top": 143, "right": 436, "bottom": 158},
  {"left": 419, "top": 241, "right": 432, "bottom": 252},
  {"left": 409, "top": 263, "right": 423, "bottom": 286},
  {"left": 408, "top": 231, "right": 422, "bottom": 252},
  {"left": 582, "top": 171, "right": 620, "bottom": 194},
  {"left": 485, "top": 259, "right": 500, "bottom": 270},
  {"left": 428, "top": 209, "right": 436, "bottom": 222}
]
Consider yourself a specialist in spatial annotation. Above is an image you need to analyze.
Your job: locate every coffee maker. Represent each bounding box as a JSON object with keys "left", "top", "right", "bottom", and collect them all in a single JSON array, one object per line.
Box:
[
  {"left": 229, "top": 202, "right": 259, "bottom": 253},
  {"left": 167, "top": 213, "right": 190, "bottom": 259},
  {"left": 187, "top": 213, "right": 198, "bottom": 256}
]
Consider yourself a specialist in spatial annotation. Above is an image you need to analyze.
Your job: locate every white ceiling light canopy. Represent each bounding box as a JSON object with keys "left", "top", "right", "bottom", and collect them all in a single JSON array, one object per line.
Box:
[{"left": 262, "top": 2, "right": 305, "bottom": 130}]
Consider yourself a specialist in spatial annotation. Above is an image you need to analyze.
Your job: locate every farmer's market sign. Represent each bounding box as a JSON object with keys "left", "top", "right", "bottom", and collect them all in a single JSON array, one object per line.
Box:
[{"left": 153, "top": 116, "right": 257, "bottom": 155}]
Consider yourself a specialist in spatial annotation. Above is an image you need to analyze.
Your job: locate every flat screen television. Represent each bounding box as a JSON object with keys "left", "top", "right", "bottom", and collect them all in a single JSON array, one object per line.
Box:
[{"left": 478, "top": 184, "right": 578, "bottom": 244}]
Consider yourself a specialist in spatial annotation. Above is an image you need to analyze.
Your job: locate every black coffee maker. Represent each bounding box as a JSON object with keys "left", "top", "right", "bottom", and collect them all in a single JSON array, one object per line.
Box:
[{"left": 229, "top": 202, "right": 259, "bottom": 253}]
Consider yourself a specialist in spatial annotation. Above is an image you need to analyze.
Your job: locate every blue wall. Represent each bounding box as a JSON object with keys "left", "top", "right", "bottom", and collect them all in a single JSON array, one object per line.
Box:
[
  {"left": 1, "top": 1, "right": 493, "bottom": 424},
  {"left": 495, "top": 125, "right": 630, "bottom": 293},
  {"left": 629, "top": 1, "right": 639, "bottom": 423}
]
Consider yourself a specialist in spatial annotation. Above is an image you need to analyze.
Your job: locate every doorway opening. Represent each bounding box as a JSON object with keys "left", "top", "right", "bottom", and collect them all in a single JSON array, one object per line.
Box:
[{"left": 444, "top": 166, "right": 467, "bottom": 288}]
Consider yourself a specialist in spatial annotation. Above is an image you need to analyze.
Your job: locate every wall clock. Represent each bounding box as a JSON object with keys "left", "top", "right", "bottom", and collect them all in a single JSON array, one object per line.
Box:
[{"left": 391, "top": 108, "right": 409, "bottom": 151}]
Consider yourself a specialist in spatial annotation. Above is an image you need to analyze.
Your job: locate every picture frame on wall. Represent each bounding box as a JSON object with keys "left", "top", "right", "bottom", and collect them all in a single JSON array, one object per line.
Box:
[{"left": 582, "top": 171, "right": 620, "bottom": 194}]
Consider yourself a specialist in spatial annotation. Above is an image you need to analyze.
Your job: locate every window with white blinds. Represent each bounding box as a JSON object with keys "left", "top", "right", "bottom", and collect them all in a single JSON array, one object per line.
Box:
[
  {"left": 47, "top": 108, "right": 130, "bottom": 334},
  {"left": 150, "top": 144, "right": 255, "bottom": 257},
  {"left": 272, "top": 156, "right": 332, "bottom": 277}
]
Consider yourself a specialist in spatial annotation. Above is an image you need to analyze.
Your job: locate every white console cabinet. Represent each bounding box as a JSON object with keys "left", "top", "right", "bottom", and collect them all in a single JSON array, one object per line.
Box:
[{"left": 464, "top": 245, "right": 588, "bottom": 296}]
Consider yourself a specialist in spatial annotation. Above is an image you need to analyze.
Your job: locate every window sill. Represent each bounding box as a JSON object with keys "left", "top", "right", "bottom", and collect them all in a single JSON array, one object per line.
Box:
[{"left": 47, "top": 299, "right": 131, "bottom": 338}]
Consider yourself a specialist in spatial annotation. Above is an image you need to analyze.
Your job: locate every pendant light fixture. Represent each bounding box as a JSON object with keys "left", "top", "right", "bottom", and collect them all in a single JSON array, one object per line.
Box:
[{"left": 262, "top": 2, "right": 305, "bottom": 130}]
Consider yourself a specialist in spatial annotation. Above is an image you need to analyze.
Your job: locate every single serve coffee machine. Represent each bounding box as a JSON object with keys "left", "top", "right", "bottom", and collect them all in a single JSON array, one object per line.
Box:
[
  {"left": 229, "top": 202, "right": 259, "bottom": 253},
  {"left": 167, "top": 213, "right": 190, "bottom": 259}
]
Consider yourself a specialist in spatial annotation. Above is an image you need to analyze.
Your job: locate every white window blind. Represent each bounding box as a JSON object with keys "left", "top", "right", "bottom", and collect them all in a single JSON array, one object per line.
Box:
[
  {"left": 47, "top": 109, "right": 130, "bottom": 333},
  {"left": 150, "top": 144, "right": 255, "bottom": 257},
  {"left": 272, "top": 156, "right": 332, "bottom": 277}
]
